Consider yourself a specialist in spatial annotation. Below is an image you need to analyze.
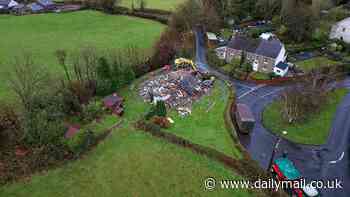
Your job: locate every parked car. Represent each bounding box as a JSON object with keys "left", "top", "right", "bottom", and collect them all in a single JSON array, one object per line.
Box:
[
  {"left": 235, "top": 103, "right": 255, "bottom": 134},
  {"left": 271, "top": 157, "right": 320, "bottom": 197}
]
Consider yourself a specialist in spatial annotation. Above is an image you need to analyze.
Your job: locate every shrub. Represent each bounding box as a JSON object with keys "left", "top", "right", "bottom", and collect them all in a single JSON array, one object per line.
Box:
[
  {"left": 0, "top": 103, "right": 20, "bottom": 143},
  {"left": 155, "top": 100, "right": 167, "bottom": 117},
  {"left": 145, "top": 106, "right": 157, "bottom": 120},
  {"left": 151, "top": 116, "right": 171, "bottom": 129},
  {"left": 23, "top": 110, "right": 66, "bottom": 147},
  {"left": 65, "top": 129, "right": 95, "bottom": 155},
  {"left": 61, "top": 88, "right": 82, "bottom": 114},
  {"left": 0, "top": 103, "right": 19, "bottom": 133},
  {"left": 80, "top": 100, "right": 104, "bottom": 124}
]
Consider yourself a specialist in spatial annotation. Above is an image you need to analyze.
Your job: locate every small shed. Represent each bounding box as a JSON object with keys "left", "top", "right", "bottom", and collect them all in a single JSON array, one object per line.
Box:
[
  {"left": 235, "top": 103, "right": 255, "bottom": 134},
  {"left": 206, "top": 32, "right": 219, "bottom": 48},
  {"left": 103, "top": 93, "right": 124, "bottom": 116}
]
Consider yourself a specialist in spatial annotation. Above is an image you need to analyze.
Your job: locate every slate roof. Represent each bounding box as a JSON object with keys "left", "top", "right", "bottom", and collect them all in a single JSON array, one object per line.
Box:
[
  {"left": 227, "top": 35, "right": 283, "bottom": 59},
  {"left": 275, "top": 62, "right": 289, "bottom": 70},
  {"left": 255, "top": 39, "right": 283, "bottom": 59},
  {"left": 227, "top": 36, "right": 260, "bottom": 53}
]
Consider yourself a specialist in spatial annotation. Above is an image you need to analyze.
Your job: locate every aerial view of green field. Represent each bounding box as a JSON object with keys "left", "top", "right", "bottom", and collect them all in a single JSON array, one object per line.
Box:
[
  {"left": 120, "top": 0, "right": 186, "bottom": 11},
  {"left": 0, "top": 10, "right": 164, "bottom": 99}
]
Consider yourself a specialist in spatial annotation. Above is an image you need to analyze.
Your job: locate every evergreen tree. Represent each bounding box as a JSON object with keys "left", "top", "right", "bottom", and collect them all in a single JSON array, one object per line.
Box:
[{"left": 155, "top": 100, "right": 167, "bottom": 117}]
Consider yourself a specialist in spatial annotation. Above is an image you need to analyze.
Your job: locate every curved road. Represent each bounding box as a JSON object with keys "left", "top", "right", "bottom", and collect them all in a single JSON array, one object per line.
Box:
[{"left": 195, "top": 28, "right": 350, "bottom": 196}]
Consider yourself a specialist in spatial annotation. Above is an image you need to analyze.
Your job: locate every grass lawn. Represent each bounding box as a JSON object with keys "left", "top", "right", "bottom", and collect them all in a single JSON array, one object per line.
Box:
[
  {"left": 222, "top": 64, "right": 234, "bottom": 73},
  {"left": 296, "top": 57, "right": 340, "bottom": 71},
  {"left": 120, "top": 0, "right": 186, "bottom": 11},
  {"left": 263, "top": 88, "right": 349, "bottom": 145},
  {"left": 250, "top": 72, "right": 270, "bottom": 80},
  {"left": 0, "top": 76, "right": 253, "bottom": 197},
  {"left": 166, "top": 80, "right": 242, "bottom": 158},
  {"left": 0, "top": 10, "right": 165, "bottom": 99}
]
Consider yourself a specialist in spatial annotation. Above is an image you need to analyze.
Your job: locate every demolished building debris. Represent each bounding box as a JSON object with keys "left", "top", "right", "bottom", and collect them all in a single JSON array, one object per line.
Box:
[{"left": 139, "top": 68, "right": 214, "bottom": 114}]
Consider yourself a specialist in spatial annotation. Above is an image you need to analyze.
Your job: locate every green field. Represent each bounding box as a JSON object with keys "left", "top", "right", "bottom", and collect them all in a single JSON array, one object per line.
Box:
[
  {"left": 296, "top": 57, "right": 340, "bottom": 71},
  {"left": 263, "top": 88, "right": 348, "bottom": 144},
  {"left": 166, "top": 80, "right": 242, "bottom": 158},
  {"left": 0, "top": 11, "right": 165, "bottom": 99},
  {"left": 120, "top": 0, "right": 186, "bottom": 11},
  {"left": 0, "top": 76, "right": 253, "bottom": 197}
]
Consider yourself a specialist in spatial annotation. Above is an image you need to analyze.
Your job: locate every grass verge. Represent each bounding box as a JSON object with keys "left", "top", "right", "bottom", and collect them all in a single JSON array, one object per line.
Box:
[
  {"left": 263, "top": 88, "right": 349, "bottom": 144},
  {"left": 165, "top": 80, "right": 242, "bottom": 158}
]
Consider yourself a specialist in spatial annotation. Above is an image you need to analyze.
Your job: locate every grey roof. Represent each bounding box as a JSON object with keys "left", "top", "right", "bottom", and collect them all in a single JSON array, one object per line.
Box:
[
  {"left": 227, "top": 35, "right": 283, "bottom": 59},
  {"left": 255, "top": 39, "right": 283, "bottom": 59},
  {"left": 227, "top": 36, "right": 260, "bottom": 53},
  {"left": 275, "top": 62, "right": 289, "bottom": 70}
]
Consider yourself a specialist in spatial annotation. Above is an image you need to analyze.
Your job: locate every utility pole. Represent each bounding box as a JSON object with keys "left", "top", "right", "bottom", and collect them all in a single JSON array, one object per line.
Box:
[{"left": 267, "top": 137, "right": 282, "bottom": 171}]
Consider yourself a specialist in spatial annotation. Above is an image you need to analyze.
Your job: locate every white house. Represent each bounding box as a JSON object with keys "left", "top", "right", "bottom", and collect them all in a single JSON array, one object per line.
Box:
[
  {"left": 273, "top": 62, "right": 289, "bottom": 77},
  {"left": 330, "top": 17, "right": 350, "bottom": 43}
]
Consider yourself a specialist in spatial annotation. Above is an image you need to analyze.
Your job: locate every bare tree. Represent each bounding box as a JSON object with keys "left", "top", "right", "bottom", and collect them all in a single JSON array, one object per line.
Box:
[
  {"left": 280, "top": 70, "right": 336, "bottom": 123},
  {"left": 8, "top": 53, "right": 48, "bottom": 113}
]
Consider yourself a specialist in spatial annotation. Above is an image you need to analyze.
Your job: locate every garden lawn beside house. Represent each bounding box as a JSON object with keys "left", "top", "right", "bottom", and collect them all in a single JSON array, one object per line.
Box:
[
  {"left": 0, "top": 76, "right": 253, "bottom": 197},
  {"left": 250, "top": 72, "right": 270, "bottom": 80},
  {"left": 166, "top": 80, "right": 242, "bottom": 158},
  {"left": 120, "top": 0, "right": 186, "bottom": 11},
  {"left": 295, "top": 57, "right": 340, "bottom": 71},
  {"left": 0, "top": 10, "right": 164, "bottom": 100},
  {"left": 263, "top": 88, "right": 349, "bottom": 145}
]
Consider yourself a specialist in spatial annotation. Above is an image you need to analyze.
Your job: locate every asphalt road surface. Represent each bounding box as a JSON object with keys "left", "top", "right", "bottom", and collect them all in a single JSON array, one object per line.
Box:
[{"left": 195, "top": 28, "right": 350, "bottom": 196}]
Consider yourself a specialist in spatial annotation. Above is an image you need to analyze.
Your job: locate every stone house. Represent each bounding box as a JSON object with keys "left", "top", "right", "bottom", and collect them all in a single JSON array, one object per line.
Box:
[{"left": 216, "top": 35, "right": 287, "bottom": 73}]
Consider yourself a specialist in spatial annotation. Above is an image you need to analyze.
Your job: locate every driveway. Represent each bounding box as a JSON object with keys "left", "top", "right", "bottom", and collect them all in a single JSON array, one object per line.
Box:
[{"left": 194, "top": 28, "right": 350, "bottom": 196}]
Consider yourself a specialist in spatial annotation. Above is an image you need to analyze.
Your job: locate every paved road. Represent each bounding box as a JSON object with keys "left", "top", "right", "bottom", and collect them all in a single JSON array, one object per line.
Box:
[{"left": 194, "top": 28, "right": 350, "bottom": 196}]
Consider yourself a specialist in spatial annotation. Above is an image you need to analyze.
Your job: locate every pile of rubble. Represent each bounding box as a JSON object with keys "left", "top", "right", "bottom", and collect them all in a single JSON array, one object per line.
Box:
[{"left": 139, "top": 69, "right": 214, "bottom": 114}]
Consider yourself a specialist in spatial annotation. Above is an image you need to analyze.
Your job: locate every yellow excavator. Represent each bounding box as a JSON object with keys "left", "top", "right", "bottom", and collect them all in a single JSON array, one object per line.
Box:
[{"left": 174, "top": 58, "right": 197, "bottom": 71}]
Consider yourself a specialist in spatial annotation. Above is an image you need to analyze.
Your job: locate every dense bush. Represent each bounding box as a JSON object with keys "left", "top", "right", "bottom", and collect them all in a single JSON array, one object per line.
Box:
[
  {"left": 65, "top": 129, "right": 95, "bottom": 156},
  {"left": 207, "top": 49, "right": 226, "bottom": 67},
  {"left": 155, "top": 100, "right": 167, "bottom": 117},
  {"left": 22, "top": 109, "right": 66, "bottom": 147},
  {"left": 79, "top": 100, "right": 104, "bottom": 124},
  {"left": 60, "top": 88, "right": 82, "bottom": 114},
  {"left": 0, "top": 103, "right": 20, "bottom": 144},
  {"left": 151, "top": 116, "right": 171, "bottom": 129},
  {"left": 0, "top": 103, "right": 19, "bottom": 133}
]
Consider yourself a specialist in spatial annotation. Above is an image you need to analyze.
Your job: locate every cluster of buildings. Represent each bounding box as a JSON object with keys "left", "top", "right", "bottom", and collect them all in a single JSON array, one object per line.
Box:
[
  {"left": 212, "top": 32, "right": 289, "bottom": 77},
  {"left": 0, "top": 0, "right": 79, "bottom": 15}
]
